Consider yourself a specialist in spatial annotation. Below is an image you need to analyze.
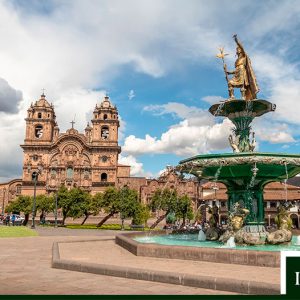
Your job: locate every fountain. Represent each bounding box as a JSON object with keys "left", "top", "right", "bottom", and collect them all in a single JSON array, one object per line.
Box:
[
  {"left": 116, "top": 36, "right": 300, "bottom": 268},
  {"left": 177, "top": 35, "right": 300, "bottom": 246}
]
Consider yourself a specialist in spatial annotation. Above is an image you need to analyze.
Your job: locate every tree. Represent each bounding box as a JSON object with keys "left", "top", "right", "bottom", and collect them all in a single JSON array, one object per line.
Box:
[
  {"left": 148, "top": 188, "right": 177, "bottom": 229},
  {"left": 119, "top": 186, "right": 139, "bottom": 220},
  {"left": 96, "top": 186, "right": 143, "bottom": 227},
  {"left": 5, "top": 195, "right": 32, "bottom": 225},
  {"left": 57, "top": 186, "right": 70, "bottom": 225},
  {"left": 97, "top": 187, "right": 120, "bottom": 227},
  {"left": 175, "top": 195, "right": 194, "bottom": 227},
  {"left": 36, "top": 194, "right": 54, "bottom": 223},
  {"left": 81, "top": 192, "right": 103, "bottom": 225},
  {"left": 65, "top": 188, "right": 91, "bottom": 223},
  {"left": 132, "top": 203, "right": 150, "bottom": 226},
  {"left": 78, "top": 192, "right": 103, "bottom": 225}
]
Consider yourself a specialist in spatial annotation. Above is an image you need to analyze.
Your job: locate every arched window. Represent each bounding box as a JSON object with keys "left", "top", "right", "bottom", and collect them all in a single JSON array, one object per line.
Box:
[
  {"left": 84, "top": 170, "right": 90, "bottom": 179},
  {"left": 103, "top": 114, "right": 108, "bottom": 120},
  {"left": 101, "top": 126, "right": 109, "bottom": 140},
  {"left": 101, "top": 173, "right": 107, "bottom": 182},
  {"left": 51, "top": 169, "right": 57, "bottom": 178},
  {"left": 38, "top": 112, "right": 42, "bottom": 119},
  {"left": 35, "top": 125, "right": 43, "bottom": 138},
  {"left": 66, "top": 167, "right": 74, "bottom": 179},
  {"left": 16, "top": 185, "right": 22, "bottom": 194}
]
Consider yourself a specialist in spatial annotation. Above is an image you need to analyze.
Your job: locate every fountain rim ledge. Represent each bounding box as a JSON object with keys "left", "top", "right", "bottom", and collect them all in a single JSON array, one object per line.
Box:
[
  {"left": 115, "top": 231, "right": 280, "bottom": 268},
  {"left": 179, "top": 152, "right": 300, "bottom": 165}
]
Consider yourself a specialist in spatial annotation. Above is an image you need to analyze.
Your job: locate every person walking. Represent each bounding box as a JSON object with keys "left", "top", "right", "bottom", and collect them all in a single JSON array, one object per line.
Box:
[
  {"left": 11, "top": 214, "right": 15, "bottom": 226},
  {"left": 5, "top": 214, "right": 10, "bottom": 226}
]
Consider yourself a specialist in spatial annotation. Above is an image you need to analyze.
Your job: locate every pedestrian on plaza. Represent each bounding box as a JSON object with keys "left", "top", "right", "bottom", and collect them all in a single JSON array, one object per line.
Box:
[
  {"left": 5, "top": 214, "right": 10, "bottom": 226},
  {"left": 11, "top": 214, "right": 15, "bottom": 226}
]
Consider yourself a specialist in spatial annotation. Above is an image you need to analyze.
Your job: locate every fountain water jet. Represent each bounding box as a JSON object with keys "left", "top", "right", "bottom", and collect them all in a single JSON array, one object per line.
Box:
[
  {"left": 198, "top": 228, "right": 206, "bottom": 241},
  {"left": 225, "top": 236, "right": 236, "bottom": 248}
]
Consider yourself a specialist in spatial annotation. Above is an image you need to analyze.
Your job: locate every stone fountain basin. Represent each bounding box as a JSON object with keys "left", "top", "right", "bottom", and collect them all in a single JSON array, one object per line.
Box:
[
  {"left": 115, "top": 231, "right": 280, "bottom": 268},
  {"left": 209, "top": 99, "right": 275, "bottom": 118},
  {"left": 179, "top": 152, "right": 300, "bottom": 184}
]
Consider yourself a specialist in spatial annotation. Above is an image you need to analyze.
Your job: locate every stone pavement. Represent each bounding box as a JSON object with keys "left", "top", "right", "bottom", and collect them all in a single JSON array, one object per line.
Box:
[{"left": 0, "top": 227, "right": 237, "bottom": 295}]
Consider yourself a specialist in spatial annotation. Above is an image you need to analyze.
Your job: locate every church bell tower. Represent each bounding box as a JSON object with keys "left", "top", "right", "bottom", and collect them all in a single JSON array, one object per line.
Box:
[
  {"left": 21, "top": 93, "right": 57, "bottom": 187},
  {"left": 90, "top": 96, "right": 121, "bottom": 187}
]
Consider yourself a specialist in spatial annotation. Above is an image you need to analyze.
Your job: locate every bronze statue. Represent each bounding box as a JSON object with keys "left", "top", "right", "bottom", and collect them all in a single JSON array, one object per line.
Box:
[
  {"left": 275, "top": 203, "right": 293, "bottom": 231},
  {"left": 217, "top": 35, "right": 259, "bottom": 101},
  {"left": 208, "top": 201, "right": 219, "bottom": 228},
  {"left": 228, "top": 202, "right": 249, "bottom": 231}
]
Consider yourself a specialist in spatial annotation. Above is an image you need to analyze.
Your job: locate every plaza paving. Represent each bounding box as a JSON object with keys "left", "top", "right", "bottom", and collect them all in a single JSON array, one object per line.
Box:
[{"left": 0, "top": 226, "right": 279, "bottom": 295}]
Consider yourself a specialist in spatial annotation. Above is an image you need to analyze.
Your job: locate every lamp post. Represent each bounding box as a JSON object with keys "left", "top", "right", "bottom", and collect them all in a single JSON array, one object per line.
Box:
[
  {"left": 120, "top": 186, "right": 125, "bottom": 230},
  {"left": 54, "top": 188, "right": 58, "bottom": 228},
  {"left": 31, "top": 166, "right": 43, "bottom": 229},
  {"left": 1, "top": 188, "right": 6, "bottom": 215}
]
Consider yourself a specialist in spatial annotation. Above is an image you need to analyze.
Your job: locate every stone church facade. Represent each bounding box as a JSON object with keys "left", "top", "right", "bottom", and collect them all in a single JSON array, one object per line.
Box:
[{"left": 0, "top": 94, "right": 131, "bottom": 208}]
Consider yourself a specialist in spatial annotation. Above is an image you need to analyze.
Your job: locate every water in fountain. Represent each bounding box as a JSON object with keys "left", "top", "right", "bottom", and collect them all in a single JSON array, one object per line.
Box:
[
  {"left": 295, "top": 236, "right": 300, "bottom": 245},
  {"left": 198, "top": 227, "right": 206, "bottom": 241},
  {"left": 225, "top": 236, "right": 236, "bottom": 248},
  {"left": 213, "top": 101, "right": 225, "bottom": 117}
]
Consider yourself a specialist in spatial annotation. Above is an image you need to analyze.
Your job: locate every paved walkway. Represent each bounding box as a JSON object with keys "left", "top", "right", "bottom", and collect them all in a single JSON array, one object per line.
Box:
[{"left": 0, "top": 227, "right": 237, "bottom": 295}]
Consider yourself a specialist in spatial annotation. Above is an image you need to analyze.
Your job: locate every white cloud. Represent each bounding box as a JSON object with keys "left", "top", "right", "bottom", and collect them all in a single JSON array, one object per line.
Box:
[
  {"left": 250, "top": 117, "right": 296, "bottom": 144},
  {"left": 202, "top": 96, "right": 226, "bottom": 105},
  {"left": 123, "top": 110, "right": 232, "bottom": 157},
  {"left": 54, "top": 88, "right": 106, "bottom": 132},
  {"left": 118, "top": 154, "right": 152, "bottom": 177},
  {"left": 128, "top": 89, "right": 135, "bottom": 100},
  {"left": 144, "top": 102, "right": 213, "bottom": 126}
]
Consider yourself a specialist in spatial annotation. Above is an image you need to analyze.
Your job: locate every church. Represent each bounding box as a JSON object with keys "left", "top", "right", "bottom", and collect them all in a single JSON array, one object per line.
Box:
[{"left": 0, "top": 93, "right": 131, "bottom": 204}]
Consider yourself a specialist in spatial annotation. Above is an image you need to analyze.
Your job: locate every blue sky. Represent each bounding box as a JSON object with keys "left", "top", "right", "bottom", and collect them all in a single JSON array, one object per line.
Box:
[{"left": 1, "top": 0, "right": 300, "bottom": 180}]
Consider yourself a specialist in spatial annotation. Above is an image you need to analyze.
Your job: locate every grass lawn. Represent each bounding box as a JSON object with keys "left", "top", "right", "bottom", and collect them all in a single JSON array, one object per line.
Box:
[{"left": 0, "top": 226, "right": 38, "bottom": 238}]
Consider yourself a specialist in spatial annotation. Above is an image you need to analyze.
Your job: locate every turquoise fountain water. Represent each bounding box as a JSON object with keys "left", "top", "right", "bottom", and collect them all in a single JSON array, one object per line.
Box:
[{"left": 134, "top": 234, "right": 300, "bottom": 252}]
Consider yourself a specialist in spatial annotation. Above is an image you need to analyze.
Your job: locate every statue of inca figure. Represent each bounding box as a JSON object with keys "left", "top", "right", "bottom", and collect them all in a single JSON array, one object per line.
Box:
[{"left": 217, "top": 35, "right": 260, "bottom": 100}]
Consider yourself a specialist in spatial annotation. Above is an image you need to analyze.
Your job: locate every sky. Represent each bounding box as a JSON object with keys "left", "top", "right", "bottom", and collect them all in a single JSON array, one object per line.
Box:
[{"left": 1, "top": 0, "right": 300, "bottom": 181}]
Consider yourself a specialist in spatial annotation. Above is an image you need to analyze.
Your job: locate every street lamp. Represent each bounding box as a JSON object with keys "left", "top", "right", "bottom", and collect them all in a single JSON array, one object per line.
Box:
[
  {"left": 1, "top": 188, "right": 6, "bottom": 215},
  {"left": 120, "top": 186, "right": 125, "bottom": 231},
  {"left": 31, "top": 166, "right": 43, "bottom": 229},
  {"left": 54, "top": 188, "right": 58, "bottom": 228}
]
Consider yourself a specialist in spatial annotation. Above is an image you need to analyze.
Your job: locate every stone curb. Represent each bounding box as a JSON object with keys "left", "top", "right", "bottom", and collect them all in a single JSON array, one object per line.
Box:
[{"left": 51, "top": 241, "right": 280, "bottom": 295}]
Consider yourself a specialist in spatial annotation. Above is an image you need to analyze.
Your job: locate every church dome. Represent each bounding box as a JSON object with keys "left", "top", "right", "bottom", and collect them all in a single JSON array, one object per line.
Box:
[
  {"left": 100, "top": 95, "right": 112, "bottom": 108},
  {"left": 35, "top": 94, "right": 51, "bottom": 108}
]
